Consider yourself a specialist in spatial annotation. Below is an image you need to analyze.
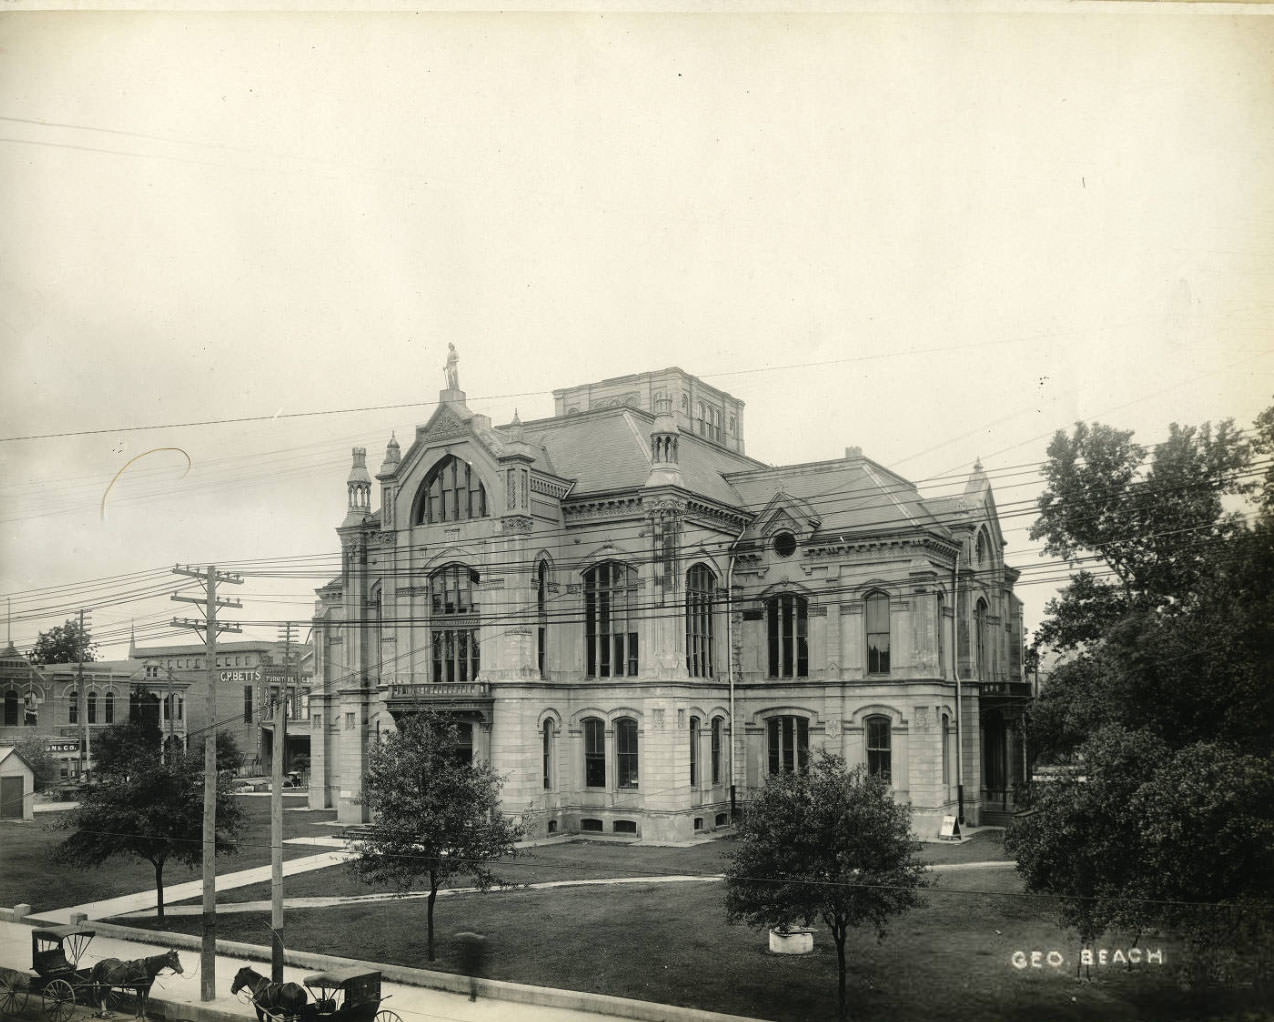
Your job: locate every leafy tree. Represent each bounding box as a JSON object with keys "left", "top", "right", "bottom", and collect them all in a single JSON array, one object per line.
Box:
[
  {"left": 93, "top": 718, "right": 163, "bottom": 779},
  {"left": 30, "top": 619, "right": 97, "bottom": 665},
  {"left": 186, "top": 730, "right": 244, "bottom": 774},
  {"left": 1012, "top": 404, "right": 1274, "bottom": 985},
  {"left": 724, "top": 752, "right": 929, "bottom": 1020},
  {"left": 347, "top": 709, "right": 525, "bottom": 961},
  {"left": 13, "top": 734, "right": 58, "bottom": 792},
  {"left": 53, "top": 727, "right": 245, "bottom": 919}
]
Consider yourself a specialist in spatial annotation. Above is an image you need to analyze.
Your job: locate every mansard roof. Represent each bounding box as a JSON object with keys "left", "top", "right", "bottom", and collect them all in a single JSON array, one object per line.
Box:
[
  {"left": 727, "top": 454, "right": 950, "bottom": 542},
  {"left": 515, "top": 405, "right": 763, "bottom": 507}
]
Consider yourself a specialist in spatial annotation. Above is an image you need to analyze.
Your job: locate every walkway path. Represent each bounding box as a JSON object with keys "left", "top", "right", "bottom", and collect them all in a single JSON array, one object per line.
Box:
[{"left": 111, "top": 860, "right": 1015, "bottom": 918}]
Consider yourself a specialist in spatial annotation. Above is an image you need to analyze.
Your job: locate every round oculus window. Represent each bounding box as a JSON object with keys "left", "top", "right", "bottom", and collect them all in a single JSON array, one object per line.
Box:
[{"left": 772, "top": 531, "right": 798, "bottom": 558}]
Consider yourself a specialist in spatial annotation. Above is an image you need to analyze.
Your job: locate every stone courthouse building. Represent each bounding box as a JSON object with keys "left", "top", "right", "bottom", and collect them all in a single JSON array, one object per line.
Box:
[{"left": 309, "top": 354, "right": 1028, "bottom": 840}]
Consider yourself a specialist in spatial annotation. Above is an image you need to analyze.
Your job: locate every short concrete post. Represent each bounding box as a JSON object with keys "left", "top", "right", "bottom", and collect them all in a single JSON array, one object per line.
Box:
[
  {"left": 70, "top": 912, "right": 88, "bottom": 926},
  {"left": 13, "top": 904, "right": 30, "bottom": 920}
]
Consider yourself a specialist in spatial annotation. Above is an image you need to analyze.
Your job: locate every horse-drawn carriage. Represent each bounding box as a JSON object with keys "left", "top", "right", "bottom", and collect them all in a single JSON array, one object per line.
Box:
[
  {"left": 231, "top": 964, "right": 403, "bottom": 1022},
  {"left": 0, "top": 925, "right": 183, "bottom": 1021}
]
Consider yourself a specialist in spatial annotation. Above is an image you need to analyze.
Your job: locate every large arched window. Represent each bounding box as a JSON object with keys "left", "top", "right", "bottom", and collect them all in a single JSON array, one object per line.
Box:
[
  {"left": 867, "top": 715, "right": 892, "bottom": 783},
  {"left": 616, "top": 716, "right": 639, "bottom": 790},
  {"left": 430, "top": 564, "right": 480, "bottom": 683},
  {"left": 766, "top": 594, "right": 808, "bottom": 678},
  {"left": 584, "top": 562, "right": 639, "bottom": 678},
  {"left": 104, "top": 691, "right": 115, "bottom": 725},
  {"left": 583, "top": 717, "right": 606, "bottom": 788},
  {"left": 866, "top": 592, "right": 891, "bottom": 675},
  {"left": 767, "top": 715, "right": 809, "bottom": 774},
  {"left": 418, "top": 455, "right": 488, "bottom": 524},
  {"left": 685, "top": 564, "right": 715, "bottom": 678}
]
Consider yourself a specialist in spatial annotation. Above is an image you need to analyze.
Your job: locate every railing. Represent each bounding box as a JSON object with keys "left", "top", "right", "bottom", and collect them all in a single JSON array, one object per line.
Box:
[
  {"left": 978, "top": 681, "right": 1032, "bottom": 698},
  {"left": 387, "top": 682, "right": 490, "bottom": 699}
]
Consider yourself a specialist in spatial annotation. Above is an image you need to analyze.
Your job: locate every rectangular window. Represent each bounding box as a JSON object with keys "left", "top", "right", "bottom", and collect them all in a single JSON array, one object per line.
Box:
[
  {"left": 243, "top": 685, "right": 253, "bottom": 723},
  {"left": 867, "top": 594, "right": 891, "bottom": 675},
  {"left": 767, "top": 716, "right": 808, "bottom": 774},
  {"left": 617, "top": 718, "right": 639, "bottom": 790},
  {"left": 767, "top": 596, "right": 809, "bottom": 678},
  {"left": 585, "top": 563, "right": 639, "bottom": 678},
  {"left": 584, "top": 718, "right": 606, "bottom": 788},
  {"left": 867, "top": 717, "right": 892, "bottom": 783}
]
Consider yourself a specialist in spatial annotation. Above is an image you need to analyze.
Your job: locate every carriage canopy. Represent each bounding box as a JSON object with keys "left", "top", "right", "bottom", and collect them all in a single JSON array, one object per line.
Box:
[
  {"left": 31, "top": 927, "right": 95, "bottom": 970},
  {"left": 303, "top": 967, "right": 381, "bottom": 1006}
]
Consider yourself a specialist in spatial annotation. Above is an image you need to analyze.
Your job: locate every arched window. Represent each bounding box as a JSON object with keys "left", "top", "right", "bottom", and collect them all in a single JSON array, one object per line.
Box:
[
  {"left": 537, "top": 560, "right": 549, "bottom": 679},
  {"left": 936, "top": 591, "right": 945, "bottom": 677},
  {"left": 711, "top": 717, "right": 722, "bottom": 785},
  {"left": 616, "top": 717, "right": 639, "bottom": 790},
  {"left": 941, "top": 713, "right": 951, "bottom": 794},
  {"left": 766, "top": 594, "right": 808, "bottom": 678},
  {"left": 3, "top": 690, "right": 17, "bottom": 727},
  {"left": 584, "top": 562, "right": 639, "bottom": 678},
  {"left": 767, "top": 715, "right": 808, "bottom": 775},
  {"left": 104, "top": 691, "right": 115, "bottom": 725},
  {"left": 430, "top": 564, "right": 481, "bottom": 684},
  {"left": 583, "top": 717, "right": 606, "bottom": 788},
  {"left": 68, "top": 690, "right": 78, "bottom": 725},
  {"left": 689, "top": 715, "right": 700, "bottom": 786},
  {"left": 685, "top": 564, "right": 715, "bottom": 678},
  {"left": 866, "top": 591, "right": 891, "bottom": 675},
  {"left": 867, "top": 715, "right": 892, "bottom": 783},
  {"left": 975, "top": 599, "right": 989, "bottom": 680},
  {"left": 87, "top": 691, "right": 97, "bottom": 724},
  {"left": 542, "top": 719, "right": 555, "bottom": 791},
  {"left": 418, "top": 455, "right": 488, "bottom": 524}
]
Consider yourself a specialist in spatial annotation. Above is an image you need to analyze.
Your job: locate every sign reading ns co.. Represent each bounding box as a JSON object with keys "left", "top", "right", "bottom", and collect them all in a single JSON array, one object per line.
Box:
[{"left": 219, "top": 669, "right": 262, "bottom": 683}]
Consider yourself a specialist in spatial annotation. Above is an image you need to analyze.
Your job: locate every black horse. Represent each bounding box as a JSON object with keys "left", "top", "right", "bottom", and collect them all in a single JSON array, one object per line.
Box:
[
  {"left": 91, "top": 948, "right": 183, "bottom": 1018},
  {"left": 230, "top": 964, "right": 309, "bottom": 1022}
]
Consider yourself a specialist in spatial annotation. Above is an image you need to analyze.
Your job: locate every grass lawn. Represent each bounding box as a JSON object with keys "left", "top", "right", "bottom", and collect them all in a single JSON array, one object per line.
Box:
[
  {"left": 0, "top": 796, "right": 336, "bottom": 917},
  {"left": 122, "top": 836, "right": 1266, "bottom": 1022}
]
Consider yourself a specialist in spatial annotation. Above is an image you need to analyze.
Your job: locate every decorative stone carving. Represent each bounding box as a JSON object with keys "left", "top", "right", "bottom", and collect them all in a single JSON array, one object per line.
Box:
[{"left": 501, "top": 515, "right": 534, "bottom": 534}]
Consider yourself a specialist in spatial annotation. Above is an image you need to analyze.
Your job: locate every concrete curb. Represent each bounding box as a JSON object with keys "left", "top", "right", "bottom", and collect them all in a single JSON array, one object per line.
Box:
[{"left": 15, "top": 916, "right": 760, "bottom": 1022}]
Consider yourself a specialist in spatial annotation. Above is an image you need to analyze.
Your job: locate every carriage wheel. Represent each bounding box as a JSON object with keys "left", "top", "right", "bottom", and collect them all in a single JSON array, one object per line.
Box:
[
  {"left": 0, "top": 974, "right": 29, "bottom": 1015},
  {"left": 41, "top": 978, "right": 75, "bottom": 1022},
  {"left": 374, "top": 1011, "right": 404, "bottom": 1022},
  {"left": 105, "top": 985, "right": 132, "bottom": 1014}
]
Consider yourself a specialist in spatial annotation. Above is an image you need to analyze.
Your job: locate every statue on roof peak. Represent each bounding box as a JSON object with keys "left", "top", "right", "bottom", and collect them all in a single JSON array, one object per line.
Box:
[{"left": 444, "top": 343, "right": 460, "bottom": 390}]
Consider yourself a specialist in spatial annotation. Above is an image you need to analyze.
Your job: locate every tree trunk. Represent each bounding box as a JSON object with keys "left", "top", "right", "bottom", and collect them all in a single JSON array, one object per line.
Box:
[
  {"left": 835, "top": 928, "right": 847, "bottom": 1021},
  {"left": 154, "top": 860, "right": 166, "bottom": 921},
  {"left": 426, "top": 871, "right": 438, "bottom": 961}
]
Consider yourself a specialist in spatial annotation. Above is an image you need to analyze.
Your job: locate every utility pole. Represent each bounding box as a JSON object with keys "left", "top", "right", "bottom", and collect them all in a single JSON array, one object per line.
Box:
[
  {"left": 172, "top": 565, "right": 243, "bottom": 1003},
  {"left": 271, "top": 620, "right": 295, "bottom": 982},
  {"left": 77, "top": 608, "right": 92, "bottom": 781}
]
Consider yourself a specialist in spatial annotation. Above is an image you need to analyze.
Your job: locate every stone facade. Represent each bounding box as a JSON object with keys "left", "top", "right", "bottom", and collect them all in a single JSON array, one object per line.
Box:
[{"left": 310, "top": 365, "right": 1028, "bottom": 840}]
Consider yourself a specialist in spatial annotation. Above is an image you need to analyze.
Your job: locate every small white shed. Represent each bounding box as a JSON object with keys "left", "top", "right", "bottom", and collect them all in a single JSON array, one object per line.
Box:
[{"left": 0, "top": 746, "right": 35, "bottom": 821}]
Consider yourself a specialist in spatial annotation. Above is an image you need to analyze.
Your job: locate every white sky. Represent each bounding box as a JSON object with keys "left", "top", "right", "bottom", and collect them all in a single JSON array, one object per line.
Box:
[{"left": 2, "top": 6, "right": 1272, "bottom": 658}]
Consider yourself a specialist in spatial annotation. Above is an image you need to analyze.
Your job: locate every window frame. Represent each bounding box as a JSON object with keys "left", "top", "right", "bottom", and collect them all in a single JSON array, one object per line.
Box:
[
  {"left": 430, "top": 564, "right": 481, "bottom": 685},
  {"left": 765, "top": 594, "right": 809, "bottom": 678},
  {"left": 711, "top": 716, "right": 722, "bottom": 785},
  {"left": 866, "top": 715, "right": 892, "bottom": 784},
  {"left": 866, "top": 591, "right": 891, "bottom": 675},
  {"left": 767, "top": 715, "right": 809, "bottom": 775},
  {"left": 583, "top": 717, "right": 606, "bottom": 788},
  {"left": 584, "top": 562, "right": 639, "bottom": 679},
  {"left": 616, "top": 716, "right": 639, "bottom": 790},
  {"left": 685, "top": 564, "right": 715, "bottom": 678},
  {"left": 689, "top": 715, "right": 699, "bottom": 787}
]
